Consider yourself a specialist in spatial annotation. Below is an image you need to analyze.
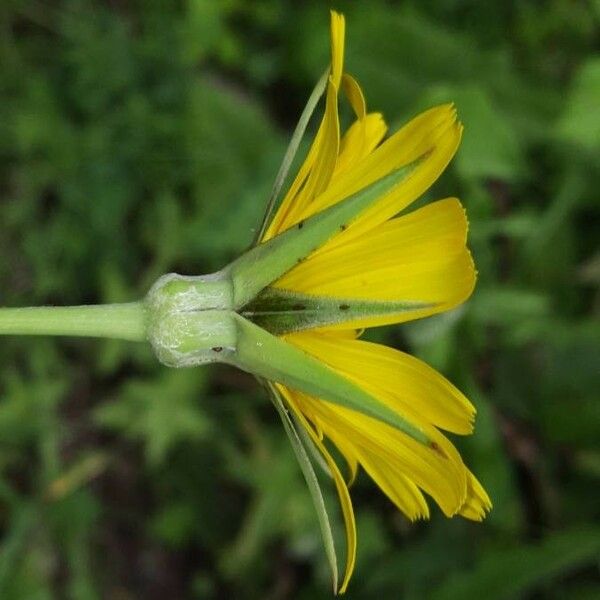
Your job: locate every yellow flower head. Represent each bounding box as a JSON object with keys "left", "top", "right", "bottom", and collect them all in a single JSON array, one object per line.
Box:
[
  {"left": 143, "top": 10, "right": 492, "bottom": 595},
  {"left": 260, "top": 11, "right": 491, "bottom": 594}
]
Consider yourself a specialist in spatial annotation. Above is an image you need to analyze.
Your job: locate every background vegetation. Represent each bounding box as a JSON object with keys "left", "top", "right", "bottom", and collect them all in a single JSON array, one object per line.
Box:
[{"left": 1, "top": 1, "right": 599, "bottom": 598}]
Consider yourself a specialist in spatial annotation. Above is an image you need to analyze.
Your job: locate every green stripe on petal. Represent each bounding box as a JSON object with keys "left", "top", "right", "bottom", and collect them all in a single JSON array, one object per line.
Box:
[{"left": 242, "top": 287, "right": 435, "bottom": 335}]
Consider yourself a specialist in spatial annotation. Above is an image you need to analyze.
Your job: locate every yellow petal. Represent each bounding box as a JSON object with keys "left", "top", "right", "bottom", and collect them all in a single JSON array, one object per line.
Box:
[
  {"left": 353, "top": 445, "right": 430, "bottom": 520},
  {"left": 269, "top": 103, "right": 461, "bottom": 244},
  {"left": 267, "top": 101, "right": 459, "bottom": 240},
  {"left": 297, "top": 80, "right": 341, "bottom": 210},
  {"left": 278, "top": 384, "right": 357, "bottom": 594},
  {"left": 321, "top": 419, "right": 431, "bottom": 520},
  {"left": 263, "top": 129, "right": 319, "bottom": 240},
  {"left": 275, "top": 198, "right": 476, "bottom": 327},
  {"left": 335, "top": 113, "right": 387, "bottom": 177},
  {"left": 336, "top": 435, "right": 360, "bottom": 486},
  {"left": 342, "top": 74, "right": 366, "bottom": 119},
  {"left": 312, "top": 328, "right": 361, "bottom": 340},
  {"left": 265, "top": 80, "right": 341, "bottom": 238},
  {"left": 286, "top": 382, "right": 468, "bottom": 517},
  {"left": 296, "top": 103, "right": 460, "bottom": 230},
  {"left": 330, "top": 11, "right": 345, "bottom": 88},
  {"left": 458, "top": 470, "right": 493, "bottom": 521},
  {"left": 264, "top": 12, "right": 345, "bottom": 241},
  {"left": 283, "top": 330, "right": 476, "bottom": 435}
]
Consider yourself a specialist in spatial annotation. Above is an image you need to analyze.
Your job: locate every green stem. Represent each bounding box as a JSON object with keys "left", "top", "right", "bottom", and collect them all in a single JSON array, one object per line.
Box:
[{"left": 0, "top": 302, "right": 146, "bottom": 342}]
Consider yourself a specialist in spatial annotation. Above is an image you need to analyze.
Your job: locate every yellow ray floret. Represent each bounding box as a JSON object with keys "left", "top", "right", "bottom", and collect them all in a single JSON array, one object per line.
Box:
[
  {"left": 335, "top": 112, "right": 388, "bottom": 177},
  {"left": 282, "top": 381, "right": 491, "bottom": 521},
  {"left": 264, "top": 11, "right": 346, "bottom": 240},
  {"left": 275, "top": 197, "right": 476, "bottom": 328},
  {"left": 285, "top": 385, "right": 463, "bottom": 517},
  {"left": 282, "top": 331, "right": 476, "bottom": 435},
  {"left": 329, "top": 10, "right": 345, "bottom": 87}
]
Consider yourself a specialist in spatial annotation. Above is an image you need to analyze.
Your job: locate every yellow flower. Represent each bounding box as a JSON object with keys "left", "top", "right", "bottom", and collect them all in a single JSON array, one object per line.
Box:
[{"left": 261, "top": 11, "right": 491, "bottom": 593}]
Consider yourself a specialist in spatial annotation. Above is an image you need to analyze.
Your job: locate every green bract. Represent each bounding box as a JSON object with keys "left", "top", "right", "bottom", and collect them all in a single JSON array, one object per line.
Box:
[{"left": 243, "top": 287, "right": 434, "bottom": 335}]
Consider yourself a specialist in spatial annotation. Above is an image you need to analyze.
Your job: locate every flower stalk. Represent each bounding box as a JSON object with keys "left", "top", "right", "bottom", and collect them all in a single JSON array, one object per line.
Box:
[{"left": 0, "top": 302, "right": 146, "bottom": 342}]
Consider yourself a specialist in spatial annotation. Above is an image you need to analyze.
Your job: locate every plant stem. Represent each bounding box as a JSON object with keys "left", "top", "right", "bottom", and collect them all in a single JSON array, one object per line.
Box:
[{"left": 0, "top": 302, "right": 146, "bottom": 342}]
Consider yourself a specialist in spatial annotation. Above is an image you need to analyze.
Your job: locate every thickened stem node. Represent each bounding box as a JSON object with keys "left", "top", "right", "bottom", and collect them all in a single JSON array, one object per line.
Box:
[{"left": 145, "top": 271, "right": 237, "bottom": 368}]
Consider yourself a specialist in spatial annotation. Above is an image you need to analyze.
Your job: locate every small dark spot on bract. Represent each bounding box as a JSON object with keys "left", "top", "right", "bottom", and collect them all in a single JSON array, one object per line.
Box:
[
  {"left": 212, "top": 346, "right": 223, "bottom": 352},
  {"left": 297, "top": 220, "right": 304, "bottom": 229},
  {"left": 340, "top": 224, "right": 347, "bottom": 231},
  {"left": 339, "top": 304, "right": 350, "bottom": 311},
  {"left": 292, "top": 303, "right": 306, "bottom": 311}
]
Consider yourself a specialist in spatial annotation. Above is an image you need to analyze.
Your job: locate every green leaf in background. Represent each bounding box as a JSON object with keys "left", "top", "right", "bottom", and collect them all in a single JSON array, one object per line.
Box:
[
  {"left": 185, "top": 79, "right": 282, "bottom": 265},
  {"left": 417, "top": 84, "right": 525, "bottom": 183},
  {"left": 94, "top": 370, "right": 211, "bottom": 466},
  {"left": 431, "top": 527, "right": 600, "bottom": 600},
  {"left": 556, "top": 58, "right": 600, "bottom": 152},
  {"left": 450, "top": 86, "right": 525, "bottom": 182}
]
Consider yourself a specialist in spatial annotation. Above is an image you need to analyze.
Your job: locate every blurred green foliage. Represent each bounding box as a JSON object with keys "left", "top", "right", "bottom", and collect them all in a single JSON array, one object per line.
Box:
[{"left": 1, "top": 0, "right": 599, "bottom": 598}]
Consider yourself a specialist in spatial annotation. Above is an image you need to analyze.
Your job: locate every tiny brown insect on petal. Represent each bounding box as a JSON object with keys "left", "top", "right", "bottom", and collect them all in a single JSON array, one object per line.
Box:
[{"left": 430, "top": 441, "right": 447, "bottom": 458}]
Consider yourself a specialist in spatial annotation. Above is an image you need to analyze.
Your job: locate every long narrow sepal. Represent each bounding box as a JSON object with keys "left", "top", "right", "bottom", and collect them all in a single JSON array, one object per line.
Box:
[
  {"left": 243, "top": 288, "right": 435, "bottom": 335},
  {"left": 227, "top": 315, "right": 432, "bottom": 447},
  {"left": 254, "top": 69, "right": 330, "bottom": 245},
  {"left": 292, "top": 411, "right": 333, "bottom": 478},
  {"left": 226, "top": 158, "right": 425, "bottom": 309},
  {"left": 267, "top": 382, "right": 339, "bottom": 593}
]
